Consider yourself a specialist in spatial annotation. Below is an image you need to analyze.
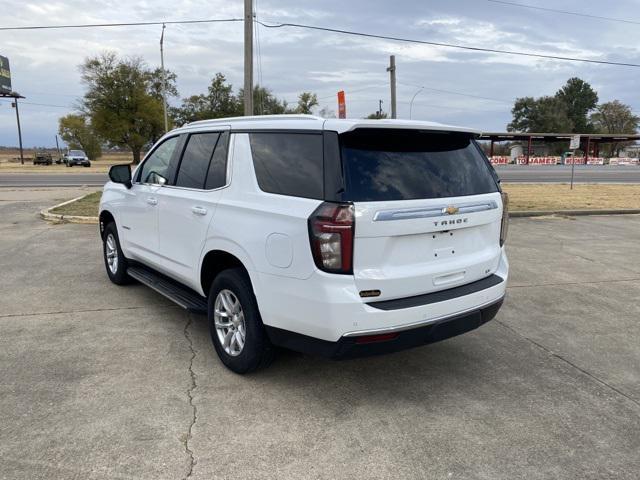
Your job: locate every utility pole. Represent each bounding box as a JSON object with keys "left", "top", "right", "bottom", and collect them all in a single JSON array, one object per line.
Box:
[
  {"left": 55, "top": 134, "right": 61, "bottom": 161},
  {"left": 386, "top": 55, "right": 397, "bottom": 119},
  {"left": 160, "top": 23, "right": 168, "bottom": 132},
  {"left": 11, "top": 98, "right": 24, "bottom": 164},
  {"left": 378, "top": 99, "right": 383, "bottom": 117},
  {"left": 244, "top": 0, "right": 254, "bottom": 116}
]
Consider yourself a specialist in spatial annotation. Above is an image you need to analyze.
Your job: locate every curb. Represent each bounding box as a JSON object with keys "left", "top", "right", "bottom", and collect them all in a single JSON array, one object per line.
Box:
[
  {"left": 510, "top": 209, "right": 640, "bottom": 218},
  {"left": 39, "top": 194, "right": 640, "bottom": 224},
  {"left": 40, "top": 194, "right": 99, "bottom": 224}
]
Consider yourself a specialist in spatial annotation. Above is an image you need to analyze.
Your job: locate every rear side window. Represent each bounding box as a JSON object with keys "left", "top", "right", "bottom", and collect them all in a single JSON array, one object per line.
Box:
[
  {"left": 205, "top": 132, "right": 229, "bottom": 190},
  {"left": 249, "top": 133, "right": 323, "bottom": 199},
  {"left": 175, "top": 132, "right": 220, "bottom": 189},
  {"left": 340, "top": 129, "right": 499, "bottom": 202}
]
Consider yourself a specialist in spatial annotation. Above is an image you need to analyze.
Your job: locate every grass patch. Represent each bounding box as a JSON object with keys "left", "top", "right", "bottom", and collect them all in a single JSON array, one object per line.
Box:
[
  {"left": 48, "top": 184, "right": 640, "bottom": 218},
  {"left": 503, "top": 183, "right": 640, "bottom": 211},
  {"left": 51, "top": 191, "right": 102, "bottom": 217}
]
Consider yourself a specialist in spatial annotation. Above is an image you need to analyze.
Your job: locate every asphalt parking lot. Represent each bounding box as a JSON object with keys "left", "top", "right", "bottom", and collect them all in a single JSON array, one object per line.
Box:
[{"left": 1, "top": 188, "right": 639, "bottom": 479}]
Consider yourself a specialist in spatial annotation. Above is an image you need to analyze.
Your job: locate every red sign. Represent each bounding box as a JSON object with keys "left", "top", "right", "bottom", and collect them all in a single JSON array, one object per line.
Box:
[{"left": 337, "top": 91, "right": 346, "bottom": 119}]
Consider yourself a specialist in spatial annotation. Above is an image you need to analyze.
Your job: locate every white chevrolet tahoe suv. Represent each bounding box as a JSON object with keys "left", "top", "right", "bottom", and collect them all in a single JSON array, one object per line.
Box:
[{"left": 100, "top": 115, "right": 508, "bottom": 373}]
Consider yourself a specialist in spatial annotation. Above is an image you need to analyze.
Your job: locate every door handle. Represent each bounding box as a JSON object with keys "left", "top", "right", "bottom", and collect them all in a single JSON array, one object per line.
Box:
[
  {"left": 191, "top": 206, "right": 207, "bottom": 216},
  {"left": 146, "top": 197, "right": 158, "bottom": 206}
]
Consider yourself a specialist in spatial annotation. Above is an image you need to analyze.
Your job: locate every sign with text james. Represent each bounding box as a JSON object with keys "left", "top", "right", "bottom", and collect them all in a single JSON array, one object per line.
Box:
[{"left": 0, "top": 55, "right": 11, "bottom": 93}]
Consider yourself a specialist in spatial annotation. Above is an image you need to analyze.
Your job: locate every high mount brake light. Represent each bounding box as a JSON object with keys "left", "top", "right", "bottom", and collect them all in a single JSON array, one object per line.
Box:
[
  {"left": 308, "top": 202, "right": 355, "bottom": 274},
  {"left": 500, "top": 192, "right": 509, "bottom": 247}
]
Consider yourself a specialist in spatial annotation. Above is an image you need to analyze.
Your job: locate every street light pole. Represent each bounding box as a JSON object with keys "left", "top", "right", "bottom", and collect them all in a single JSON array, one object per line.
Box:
[
  {"left": 160, "top": 23, "right": 168, "bottom": 132},
  {"left": 409, "top": 87, "right": 423, "bottom": 119}
]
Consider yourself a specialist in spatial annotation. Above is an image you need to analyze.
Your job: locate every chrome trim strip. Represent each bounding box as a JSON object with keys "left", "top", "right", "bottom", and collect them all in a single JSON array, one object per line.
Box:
[
  {"left": 342, "top": 296, "right": 504, "bottom": 337},
  {"left": 373, "top": 200, "right": 498, "bottom": 221}
]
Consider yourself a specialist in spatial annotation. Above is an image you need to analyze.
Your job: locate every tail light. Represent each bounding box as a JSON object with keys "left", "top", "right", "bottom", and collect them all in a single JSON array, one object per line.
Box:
[
  {"left": 500, "top": 192, "right": 509, "bottom": 246},
  {"left": 308, "top": 202, "right": 354, "bottom": 274}
]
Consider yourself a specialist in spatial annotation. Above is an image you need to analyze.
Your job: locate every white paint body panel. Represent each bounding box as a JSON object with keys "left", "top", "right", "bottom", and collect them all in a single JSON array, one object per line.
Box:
[{"left": 100, "top": 115, "right": 508, "bottom": 343}]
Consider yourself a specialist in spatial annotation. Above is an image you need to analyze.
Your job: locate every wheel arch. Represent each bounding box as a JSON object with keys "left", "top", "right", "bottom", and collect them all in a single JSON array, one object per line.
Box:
[
  {"left": 201, "top": 249, "right": 253, "bottom": 297},
  {"left": 99, "top": 209, "right": 116, "bottom": 239}
]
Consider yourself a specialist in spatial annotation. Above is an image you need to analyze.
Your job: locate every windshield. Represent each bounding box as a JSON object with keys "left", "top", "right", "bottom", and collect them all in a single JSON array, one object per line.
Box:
[
  {"left": 69, "top": 150, "right": 86, "bottom": 156},
  {"left": 340, "top": 129, "right": 499, "bottom": 202}
]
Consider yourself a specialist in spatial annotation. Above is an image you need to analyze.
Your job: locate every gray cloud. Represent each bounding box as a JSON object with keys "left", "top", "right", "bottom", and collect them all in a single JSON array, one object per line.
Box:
[{"left": 0, "top": 0, "right": 638, "bottom": 146}]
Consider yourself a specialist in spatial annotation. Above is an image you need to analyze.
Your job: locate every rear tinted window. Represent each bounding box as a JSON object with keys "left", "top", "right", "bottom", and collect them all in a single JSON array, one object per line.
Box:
[
  {"left": 249, "top": 133, "right": 323, "bottom": 199},
  {"left": 340, "top": 129, "right": 498, "bottom": 202},
  {"left": 175, "top": 132, "right": 220, "bottom": 189}
]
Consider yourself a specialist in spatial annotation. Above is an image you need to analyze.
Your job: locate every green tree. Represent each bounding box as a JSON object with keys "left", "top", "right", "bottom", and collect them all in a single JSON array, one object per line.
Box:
[
  {"left": 507, "top": 96, "right": 573, "bottom": 132},
  {"left": 366, "top": 111, "right": 389, "bottom": 119},
  {"left": 590, "top": 100, "right": 640, "bottom": 156},
  {"left": 295, "top": 92, "right": 318, "bottom": 114},
  {"left": 147, "top": 67, "right": 178, "bottom": 101},
  {"left": 58, "top": 114, "right": 102, "bottom": 160},
  {"left": 243, "top": 85, "right": 289, "bottom": 115},
  {"left": 172, "top": 73, "right": 241, "bottom": 125},
  {"left": 80, "top": 52, "right": 166, "bottom": 164},
  {"left": 555, "top": 77, "right": 598, "bottom": 133}
]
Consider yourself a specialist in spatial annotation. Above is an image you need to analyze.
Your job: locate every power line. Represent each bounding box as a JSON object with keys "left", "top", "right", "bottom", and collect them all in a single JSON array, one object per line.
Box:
[
  {"left": 256, "top": 20, "right": 640, "bottom": 68},
  {"left": 0, "top": 99, "right": 70, "bottom": 108},
  {"left": 0, "top": 18, "right": 243, "bottom": 31},
  {"left": 396, "top": 81, "right": 512, "bottom": 104},
  {"left": 1, "top": 17, "right": 639, "bottom": 67},
  {"left": 316, "top": 83, "right": 389, "bottom": 101},
  {"left": 486, "top": 0, "right": 640, "bottom": 26}
]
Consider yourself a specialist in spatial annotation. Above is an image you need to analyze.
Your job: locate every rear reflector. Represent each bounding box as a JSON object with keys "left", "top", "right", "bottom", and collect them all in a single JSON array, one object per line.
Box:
[{"left": 355, "top": 332, "right": 399, "bottom": 344}]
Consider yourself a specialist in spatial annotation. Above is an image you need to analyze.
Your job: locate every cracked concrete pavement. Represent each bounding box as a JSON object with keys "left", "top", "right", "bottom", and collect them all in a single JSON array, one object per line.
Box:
[{"left": 1, "top": 187, "right": 639, "bottom": 479}]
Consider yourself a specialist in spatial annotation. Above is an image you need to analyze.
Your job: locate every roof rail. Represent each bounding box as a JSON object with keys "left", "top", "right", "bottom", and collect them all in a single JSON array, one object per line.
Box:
[{"left": 186, "top": 114, "right": 323, "bottom": 126}]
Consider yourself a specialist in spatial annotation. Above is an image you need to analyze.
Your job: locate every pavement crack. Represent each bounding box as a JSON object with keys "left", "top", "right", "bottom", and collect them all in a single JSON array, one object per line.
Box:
[
  {"left": 183, "top": 313, "right": 198, "bottom": 480},
  {"left": 496, "top": 319, "right": 640, "bottom": 409},
  {"left": 0, "top": 304, "right": 177, "bottom": 319}
]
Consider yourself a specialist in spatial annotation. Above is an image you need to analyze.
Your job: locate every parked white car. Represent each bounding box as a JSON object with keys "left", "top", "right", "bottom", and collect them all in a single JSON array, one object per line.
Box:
[
  {"left": 65, "top": 149, "right": 91, "bottom": 167},
  {"left": 99, "top": 115, "right": 509, "bottom": 373}
]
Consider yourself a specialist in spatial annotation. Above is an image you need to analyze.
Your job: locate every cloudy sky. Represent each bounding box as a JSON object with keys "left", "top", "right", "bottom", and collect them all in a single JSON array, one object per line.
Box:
[{"left": 0, "top": 0, "right": 639, "bottom": 147}]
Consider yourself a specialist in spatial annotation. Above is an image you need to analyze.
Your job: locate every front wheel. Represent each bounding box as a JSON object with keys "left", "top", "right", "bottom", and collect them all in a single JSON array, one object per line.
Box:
[
  {"left": 102, "top": 223, "right": 131, "bottom": 285},
  {"left": 208, "top": 268, "right": 274, "bottom": 374}
]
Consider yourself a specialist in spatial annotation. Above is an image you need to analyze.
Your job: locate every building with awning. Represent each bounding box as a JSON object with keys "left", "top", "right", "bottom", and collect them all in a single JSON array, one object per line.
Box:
[{"left": 479, "top": 132, "right": 640, "bottom": 164}]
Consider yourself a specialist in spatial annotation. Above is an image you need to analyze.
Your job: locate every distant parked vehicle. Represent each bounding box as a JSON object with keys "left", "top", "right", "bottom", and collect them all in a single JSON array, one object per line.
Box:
[
  {"left": 33, "top": 151, "right": 53, "bottom": 165},
  {"left": 66, "top": 150, "right": 91, "bottom": 167}
]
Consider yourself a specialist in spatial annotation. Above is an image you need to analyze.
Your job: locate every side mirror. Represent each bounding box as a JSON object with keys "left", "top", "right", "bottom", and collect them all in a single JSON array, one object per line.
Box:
[{"left": 109, "top": 164, "right": 132, "bottom": 189}]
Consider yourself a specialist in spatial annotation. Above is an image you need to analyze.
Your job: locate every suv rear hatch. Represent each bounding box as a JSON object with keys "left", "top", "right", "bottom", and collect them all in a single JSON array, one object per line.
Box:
[{"left": 340, "top": 128, "right": 503, "bottom": 301}]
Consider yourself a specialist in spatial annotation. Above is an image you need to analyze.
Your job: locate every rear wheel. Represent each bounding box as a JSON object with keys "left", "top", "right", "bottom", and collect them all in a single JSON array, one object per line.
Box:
[
  {"left": 102, "top": 223, "right": 131, "bottom": 285},
  {"left": 208, "top": 268, "right": 274, "bottom": 373}
]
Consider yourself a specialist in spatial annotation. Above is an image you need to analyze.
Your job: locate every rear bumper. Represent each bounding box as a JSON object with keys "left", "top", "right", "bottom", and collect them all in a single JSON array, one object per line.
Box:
[
  {"left": 256, "top": 249, "right": 508, "bottom": 344},
  {"left": 265, "top": 297, "right": 503, "bottom": 359}
]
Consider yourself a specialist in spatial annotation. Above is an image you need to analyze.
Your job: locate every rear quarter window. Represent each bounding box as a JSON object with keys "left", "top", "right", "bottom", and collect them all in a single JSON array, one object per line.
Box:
[
  {"left": 341, "top": 129, "right": 499, "bottom": 202},
  {"left": 249, "top": 132, "right": 323, "bottom": 199}
]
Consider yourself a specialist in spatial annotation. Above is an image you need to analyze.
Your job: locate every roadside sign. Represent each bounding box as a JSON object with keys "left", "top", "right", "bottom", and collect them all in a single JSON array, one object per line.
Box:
[
  {"left": 337, "top": 90, "right": 346, "bottom": 119},
  {"left": 0, "top": 55, "right": 11, "bottom": 93},
  {"left": 569, "top": 135, "right": 580, "bottom": 150}
]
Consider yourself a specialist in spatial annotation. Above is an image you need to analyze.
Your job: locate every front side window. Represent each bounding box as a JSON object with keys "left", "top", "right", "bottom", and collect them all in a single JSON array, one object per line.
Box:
[
  {"left": 175, "top": 133, "right": 220, "bottom": 189},
  {"left": 249, "top": 132, "right": 323, "bottom": 199},
  {"left": 139, "top": 136, "right": 179, "bottom": 185},
  {"left": 340, "top": 129, "right": 499, "bottom": 202}
]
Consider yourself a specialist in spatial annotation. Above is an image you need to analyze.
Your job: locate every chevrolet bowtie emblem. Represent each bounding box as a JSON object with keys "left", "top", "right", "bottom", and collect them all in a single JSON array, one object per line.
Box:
[{"left": 443, "top": 205, "right": 459, "bottom": 215}]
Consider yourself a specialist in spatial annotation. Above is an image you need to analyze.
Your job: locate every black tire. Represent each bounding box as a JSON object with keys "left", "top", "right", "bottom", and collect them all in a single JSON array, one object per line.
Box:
[
  {"left": 208, "top": 268, "right": 274, "bottom": 374},
  {"left": 102, "top": 223, "right": 131, "bottom": 285}
]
